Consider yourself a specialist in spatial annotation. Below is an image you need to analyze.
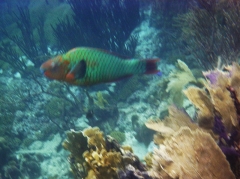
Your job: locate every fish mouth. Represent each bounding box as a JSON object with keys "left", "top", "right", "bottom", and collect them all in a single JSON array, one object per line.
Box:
[{"left": 40, "top": 66, "right": 46, "bottom": 74}]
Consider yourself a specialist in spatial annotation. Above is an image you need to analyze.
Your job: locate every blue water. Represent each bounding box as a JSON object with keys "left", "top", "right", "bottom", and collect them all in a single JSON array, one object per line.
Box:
[{"left": 0, "top": 0, "right": 239, "bottom": 179}]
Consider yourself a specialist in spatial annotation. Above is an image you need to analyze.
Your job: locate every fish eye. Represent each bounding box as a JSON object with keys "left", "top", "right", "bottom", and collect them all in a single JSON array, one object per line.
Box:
[
  {"left": 51, "top": 62, "right": 56, "bottom": 68},
  {"left": 50, "top": 62, "right": 59, "bottom": 72}
]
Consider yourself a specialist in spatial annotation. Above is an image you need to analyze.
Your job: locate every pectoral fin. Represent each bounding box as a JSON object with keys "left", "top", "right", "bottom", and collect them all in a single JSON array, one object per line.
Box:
[{"left": 66, "top": 60, "right": 86, "bottom": 81}]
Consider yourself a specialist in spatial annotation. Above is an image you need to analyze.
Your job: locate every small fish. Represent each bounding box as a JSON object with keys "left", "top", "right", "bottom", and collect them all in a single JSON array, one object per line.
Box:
[{"left": 40, "top": 47, "right": 160, "bottom": 86}]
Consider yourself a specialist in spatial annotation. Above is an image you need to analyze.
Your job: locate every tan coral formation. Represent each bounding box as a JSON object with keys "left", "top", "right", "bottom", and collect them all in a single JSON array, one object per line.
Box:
[
  {"left": 83, "top": 127, "right": 106, "bottom": 150},
  {"left": 145, "top": 106, "right": 198, "bottom": 144},
  {"left": 166, "top": 60, "right": 197, "bottom": 106},
  {"left": 184, "top": 63, "right": 240, "bottom": 133},
  {"left": 145, "top": 63, "right": 240, "bottom": 179},
  {"left": 148, "top": 127, "right": 236, "bottom": 179},
  {"left": 83, "top": 149, "right": 122, "bottom": 179},
  {"left": 183, "top": 86, "right": 214, "bottom": 130},
  {"left": 230, "top": 63, "right": 240, "bottom": 97},
  {"left": 63, "top": 127, "right": 138, "bottom": 179},
  {"left": 206, "top": 70, "right": 238, "bottom": 132},
  {"left": 189, "top": 63, "right": 240, "bottom": 133}
]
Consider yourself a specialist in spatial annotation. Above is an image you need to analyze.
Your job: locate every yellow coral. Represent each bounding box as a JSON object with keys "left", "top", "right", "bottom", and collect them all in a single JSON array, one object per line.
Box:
[
  {"left": 63, "top": 127, "right": 133, "bottom": 179},
  {"left": 83, "top": 127, "right": 106, "bottom": 150},
  {"left": 83, "top": 148, "right": 122, "bottom": 179},
  {"left": 82, "top": 127, "right": 126, "bottom": 179},
  {"left": 148, "top": 127, "right": 235, "bottom": 179}
]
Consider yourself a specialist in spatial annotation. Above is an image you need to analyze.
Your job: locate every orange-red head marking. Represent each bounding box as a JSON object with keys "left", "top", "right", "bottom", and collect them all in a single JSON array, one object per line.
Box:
[{"left": 40, "top": 55, "right": 70, "bottom": 81}]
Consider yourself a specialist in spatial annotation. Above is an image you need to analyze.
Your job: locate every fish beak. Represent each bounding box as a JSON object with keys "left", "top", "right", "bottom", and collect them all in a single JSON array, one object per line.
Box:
[{"left": 40, "top": 66, "right": 46, "bottom": 74}]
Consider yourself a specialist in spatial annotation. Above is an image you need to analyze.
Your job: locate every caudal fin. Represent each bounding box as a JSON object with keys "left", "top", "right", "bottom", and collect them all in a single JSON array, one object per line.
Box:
[{"left": 145, "top": 58, "right": 160, "bottom": 74}]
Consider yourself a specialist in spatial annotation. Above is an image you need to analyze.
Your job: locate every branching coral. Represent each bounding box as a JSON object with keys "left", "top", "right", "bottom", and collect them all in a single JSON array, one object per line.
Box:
[
  {"left": 178, "top": 0, "right": 240, "bottom": 69},
  {"left": 83, "top": 149, "right": 122, "bottom": 179},
  {"left": 83, "top": 127, "right": 106, "bottom": 150},
  {"left": 148, "top": 127, "right": 235, "bottom": 179},
  {"left": 63, "top": 127, "right": 149, "bottom": 179},
  {"left": 149, "top": 0, "right": 190, "bottom": 58}
]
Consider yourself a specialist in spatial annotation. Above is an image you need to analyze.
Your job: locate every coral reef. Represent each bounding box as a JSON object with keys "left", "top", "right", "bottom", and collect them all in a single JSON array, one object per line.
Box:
[
  {"left": 166, "top": 59, "right": 201, "bottom": 106},
  {"left": 146, "top": 63, "right": 240, "bottom": 178},
  {"left": 63, "top": 127, "right": 150, "bottom": 179},
  {"left": 178, "top": 0, "right": 240, "bottom": 69},
  {"left": 116, "top": 76, "right": 144, "bottom": 102},
  {"left": 131, "top": 114, "right": 155, "bottom": 146},
  {"left": 148, "top": 127, "right": 235, "bottom": 179},
  {"left": 3, "top": 154, "right": 42, "bottom": 179},
  {"left": 146, "top": 105, "right": 198, "bottom": 144},
  {"left": 149, "top": 0, "right": 190, "bottom": 58},
  {"left": 156, "top": 60, "right": 204, "bottom": 107},
  {"left": 109, "top": 131, "right": 126, "bottom": 144},
  {"left": 0, "top": 4, "right": 49, "bottom": 71},
  {"left": 184, "top": 63, "right": 240, "bottom": 135},
  {"left": 94, "top": 91, "right": 109, "bottom": 109},
  {"left": 183, "top": 86, "right": 214, "bottom": 130}
]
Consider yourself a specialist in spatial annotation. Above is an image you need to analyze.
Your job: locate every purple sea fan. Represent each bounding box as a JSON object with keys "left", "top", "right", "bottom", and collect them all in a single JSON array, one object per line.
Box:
[
  {"left": 213, "top": 115, "right": 240, "bottom": 161},
  {"left": 203, "top": 69, "right": 231, "bottom": 86},
  {"left": 203, "top": 70, "right": 221, "bottom": 85}
]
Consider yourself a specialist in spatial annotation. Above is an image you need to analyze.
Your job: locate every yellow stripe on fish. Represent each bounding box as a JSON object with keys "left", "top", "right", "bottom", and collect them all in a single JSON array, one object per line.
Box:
[{"left": 40, "top": 47, "right": 160, "bottom": 86}]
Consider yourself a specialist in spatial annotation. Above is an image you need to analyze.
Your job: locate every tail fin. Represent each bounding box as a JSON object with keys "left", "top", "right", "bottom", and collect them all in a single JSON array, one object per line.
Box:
[{"left": 145, "top": 58, "right": 160, "bottom": 74}]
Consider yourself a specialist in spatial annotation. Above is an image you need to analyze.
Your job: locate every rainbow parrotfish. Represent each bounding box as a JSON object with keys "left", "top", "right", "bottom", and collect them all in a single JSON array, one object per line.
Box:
[{"left": 40, "top": 47, "right": 160, "bottom": 86}]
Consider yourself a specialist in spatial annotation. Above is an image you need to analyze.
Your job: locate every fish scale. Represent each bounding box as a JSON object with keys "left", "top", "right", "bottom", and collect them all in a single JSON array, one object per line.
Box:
[{"left": 40, "top": 47, "right": 160, "bottom": 86}]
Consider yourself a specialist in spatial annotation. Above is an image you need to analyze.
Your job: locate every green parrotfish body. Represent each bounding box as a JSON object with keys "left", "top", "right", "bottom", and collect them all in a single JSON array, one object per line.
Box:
[{"left": 40, "top": 47, "right": 160, "bottom": 86}]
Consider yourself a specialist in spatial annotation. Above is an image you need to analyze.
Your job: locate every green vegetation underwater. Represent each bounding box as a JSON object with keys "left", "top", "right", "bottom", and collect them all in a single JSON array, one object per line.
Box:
[{"left": 0, "top": 0, "right": 240, "bottom": 178}]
